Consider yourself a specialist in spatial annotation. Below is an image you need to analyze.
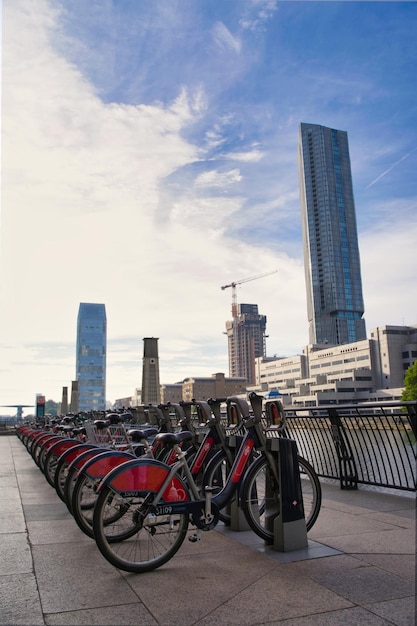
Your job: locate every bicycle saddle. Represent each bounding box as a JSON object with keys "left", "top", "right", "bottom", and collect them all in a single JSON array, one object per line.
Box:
[
  {"left": 153, "top": 431, "right": 193, "bottom": 445},
  {"left": 127, "top": 428, "right": 158, "bottom": 442}
]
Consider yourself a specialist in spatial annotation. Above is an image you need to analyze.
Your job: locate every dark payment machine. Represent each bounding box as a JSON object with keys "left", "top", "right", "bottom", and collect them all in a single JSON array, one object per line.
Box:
[{"left": 265, "top": 435, "right": 308, "bottom": 551}]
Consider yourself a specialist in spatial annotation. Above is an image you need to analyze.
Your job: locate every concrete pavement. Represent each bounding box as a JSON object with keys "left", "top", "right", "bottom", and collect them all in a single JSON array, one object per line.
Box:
[{"left": 0, "top": 434, "right": 415, "bottom": 625}]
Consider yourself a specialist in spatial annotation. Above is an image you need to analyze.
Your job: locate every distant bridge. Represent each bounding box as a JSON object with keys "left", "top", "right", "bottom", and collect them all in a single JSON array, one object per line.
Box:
[{"left": 1, "top": 405, "right": 34, "bottom": 419}]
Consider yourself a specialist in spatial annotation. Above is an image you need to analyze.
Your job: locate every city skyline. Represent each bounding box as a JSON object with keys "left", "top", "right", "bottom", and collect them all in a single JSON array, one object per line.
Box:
[{"left": 1, "top": 1, "right": 416, "bottom": 411}]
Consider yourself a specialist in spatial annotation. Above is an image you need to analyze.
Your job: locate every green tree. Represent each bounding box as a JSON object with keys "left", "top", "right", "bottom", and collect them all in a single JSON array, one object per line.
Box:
[
  {"left": 45, "top": 399, "right": 59, "bottom": 415},
  {"left": 401, "top": 361, "right": 417, "bottom": 402}
]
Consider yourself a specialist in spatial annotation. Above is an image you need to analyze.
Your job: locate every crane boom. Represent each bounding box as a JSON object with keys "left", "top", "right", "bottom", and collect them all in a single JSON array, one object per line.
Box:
[{"left": 221, "top": 270, "right": 277, "bottom": 317}]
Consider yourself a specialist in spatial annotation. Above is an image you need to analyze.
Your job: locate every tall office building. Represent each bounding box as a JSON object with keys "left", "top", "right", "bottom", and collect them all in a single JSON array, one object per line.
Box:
[
  {"left": 298, "top": 123, "right": 366, "bottom": 346},
  {"left": 225, "top": 303, "right": 267, "bottom": 384},
  {"left": 76, "top": 303, "right": 107, "bottom": 411}
]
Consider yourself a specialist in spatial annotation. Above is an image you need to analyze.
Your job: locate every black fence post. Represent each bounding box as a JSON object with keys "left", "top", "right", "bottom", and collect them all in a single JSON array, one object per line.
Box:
[{"left": 327, "top": 408, "right": 358, "bottom": 490}]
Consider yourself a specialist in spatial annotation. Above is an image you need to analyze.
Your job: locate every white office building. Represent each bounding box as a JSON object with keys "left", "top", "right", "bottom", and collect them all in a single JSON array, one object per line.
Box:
[{"left": 252, "top": 324, "right": 417, "bottom": 407}]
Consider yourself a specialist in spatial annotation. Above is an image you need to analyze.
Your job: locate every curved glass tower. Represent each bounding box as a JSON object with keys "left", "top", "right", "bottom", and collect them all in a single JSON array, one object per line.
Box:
[
  {"left": 298, "top": 123, "right": 366, "bottom": 346},
  {"left": 76, "top": 303, "right": 107, "bottom": 411}
]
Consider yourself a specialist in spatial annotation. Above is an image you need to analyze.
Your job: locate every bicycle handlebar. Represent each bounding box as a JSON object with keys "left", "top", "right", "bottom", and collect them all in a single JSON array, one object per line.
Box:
[{"left": 226, "top": 396, "right": 251, "bottom": 421}]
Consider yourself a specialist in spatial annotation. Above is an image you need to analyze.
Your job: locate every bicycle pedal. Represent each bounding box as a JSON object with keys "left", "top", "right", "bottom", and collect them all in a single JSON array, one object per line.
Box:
[{"left": 188, "top": 533, "right": 201, "bottom": 543}]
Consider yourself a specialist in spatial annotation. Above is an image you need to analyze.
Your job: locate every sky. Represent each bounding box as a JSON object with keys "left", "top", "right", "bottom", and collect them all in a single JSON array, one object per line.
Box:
[{"left": 1, "top": 0, "right": 417, "bottom": 415}]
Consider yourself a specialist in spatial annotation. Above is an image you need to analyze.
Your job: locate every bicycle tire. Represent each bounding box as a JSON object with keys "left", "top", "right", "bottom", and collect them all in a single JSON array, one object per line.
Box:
[
  {"left": 201, "top": 449, "right": 233, "bottom": 524},
  {"left": 54, "top": 444, "right": 97, "bottom": 502},
  {"left": 63, "top": 448, "right": 105, "bottom": 513},
  {"left": 33, "top": 435, "right": 62, "bottom": 469},
  {"left": 241, "top": 455, "right": 321, "bottom": 541},
  {"left": 71, "top": 451, "right": 134, "bottom": 538},
  {"left": 92, "top": 459, "right": 190, "bottom": 572},
  {"left": 43, "top": 439, "right": 80, "bottom": 486}
]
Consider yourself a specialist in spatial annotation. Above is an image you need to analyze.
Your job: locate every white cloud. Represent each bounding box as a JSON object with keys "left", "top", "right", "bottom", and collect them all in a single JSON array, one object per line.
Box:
[
  {"left": 222, "top": 148, "right": 264, "bottom": 163},
  {"left": 239, "top": 0, "right": 278, "bottom": 32},
  {"left": 360, "top": 220, "right": 417, "bottom": 329},
  {"left": 212, "top": 22, "right": 241, "bottom": 54},
  {"left": 195, "top": 169, "right": 242, "bottom": 188}
]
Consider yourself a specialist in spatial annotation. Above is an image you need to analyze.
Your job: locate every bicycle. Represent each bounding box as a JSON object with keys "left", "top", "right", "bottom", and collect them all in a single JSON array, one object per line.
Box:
[
  {"left": 203, "top": 392, "right": 321, "bottom": 538},
  {"left": 92, "top": 393, "right": 321, "bottom": 573}
]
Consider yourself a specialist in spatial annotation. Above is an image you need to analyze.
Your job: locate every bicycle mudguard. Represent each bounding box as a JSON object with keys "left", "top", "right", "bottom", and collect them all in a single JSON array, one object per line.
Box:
[
  {"left": 47, "top": 438, "right": 81, "bottom": 456},
  {"left": 82, "top": 450, "right": 134, "bottom": 479},
  {"left": 57, "top": 443, "right": 97, "bottom": 465},
  {"left": 69, "top": 447, "right": 106, "bottom": 468},
  {"left": 35, "top": 434, "right": 63, "bottom": 448},
  {"left": 97, "top": 458, "right": 190, "bottom": 502}
]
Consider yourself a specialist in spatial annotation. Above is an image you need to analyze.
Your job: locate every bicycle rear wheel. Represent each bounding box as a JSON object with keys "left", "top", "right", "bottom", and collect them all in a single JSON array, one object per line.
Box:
[
  {"left": 93, "top": 485, "right": 189, "bottom": 572},
  {"left": 71, "top": 451, "right": 134, "bottom": 538},
  {"left": 241, "top": 455, "right": 321, "bottom": 542},
  {"left": 54, "top": 444, "right": 97, "bottom": 502}
]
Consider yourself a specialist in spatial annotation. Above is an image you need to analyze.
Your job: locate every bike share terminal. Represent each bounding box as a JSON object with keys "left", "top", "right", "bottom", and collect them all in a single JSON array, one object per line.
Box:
[{"left": 229, "top": 397, "right": 309, "bottom": 552}]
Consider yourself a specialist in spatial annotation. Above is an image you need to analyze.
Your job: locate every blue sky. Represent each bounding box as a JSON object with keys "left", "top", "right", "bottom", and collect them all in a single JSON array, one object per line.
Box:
[{"left": 1, "top": 0, "right": 416, "bottom": 413}]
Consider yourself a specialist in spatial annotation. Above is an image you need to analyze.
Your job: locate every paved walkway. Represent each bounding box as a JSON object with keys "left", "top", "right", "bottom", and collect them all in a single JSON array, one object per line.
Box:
[{"left": 0, "top": 434, "right": 415, "bottom": 625}]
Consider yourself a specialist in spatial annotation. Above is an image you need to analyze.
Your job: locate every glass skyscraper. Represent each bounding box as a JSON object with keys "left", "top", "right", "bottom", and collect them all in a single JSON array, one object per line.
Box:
[
  {"left": 76, "top": 303, "right": 107, "bottom": 411},
  {"left": 298, "top": 123, "right": 366, "bottom": 346}
]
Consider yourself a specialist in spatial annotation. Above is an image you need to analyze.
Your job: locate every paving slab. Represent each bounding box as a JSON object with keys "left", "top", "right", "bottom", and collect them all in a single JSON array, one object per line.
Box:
[
  {"left": 44, "top": 603, "right": 158, "bottom": 626},
  {"left": 354, "top": 553, "right": 416, "bottom": 582},
  {"left": 0, "top": 533, "right": 33, "bottom": 576},
  {"left": 364, "top": 597, "right": 417, "bottom": 626},
  {"left": 289, "top": 553, "right": 367, "bottom": 576},
  {"left": 23, "top": 502, "right": 72, "bottom": 522},
  {"left": 0, "top": 573, "right": 44, "bottom": 626},
  {"left": 257, "top": 605, "right": 399, "bottom": 625},
  {"left": 312, "top": 566, "right": 415, "bottom": 605},
  {"left": 32, "top": 541, "right": 140, "bottom": 614},
  {"left": 0, "top": 499, "right": 26, "bottom": 533},
  {"left": 27, "top": 519, "right": 92, "bottom": 545},
  {"left": 362, "top": 507, "right": 416, "bottom": 526},
  {"left": 313, "top": 526, "right": 414, "bottom": 555},
  {"left": 193, "top": 565, "right": 354, "bottom": 625}
]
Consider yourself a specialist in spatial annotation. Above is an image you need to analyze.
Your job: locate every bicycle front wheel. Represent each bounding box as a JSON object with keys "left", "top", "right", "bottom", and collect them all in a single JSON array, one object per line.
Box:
[
  {"left": 93, "top": 485, "right": 189, "bottom": 573},
  {"left": 241, "top": 455, "right": 321, "bottom": 542},
  {"left": 201, "top": 450, "right": 233, "bottom": 524}
]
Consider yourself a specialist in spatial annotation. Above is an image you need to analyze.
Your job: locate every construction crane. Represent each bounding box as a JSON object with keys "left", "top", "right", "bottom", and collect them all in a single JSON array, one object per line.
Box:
[{"left": 221, "top": 270, "right": 278, "bottom": 318}]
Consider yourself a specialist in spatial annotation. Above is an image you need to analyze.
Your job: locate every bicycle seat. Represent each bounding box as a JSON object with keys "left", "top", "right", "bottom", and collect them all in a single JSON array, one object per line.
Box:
[
  {"left": 153, "top": 431, "right": 193, "bottom": 445},
  {"left": 119, "top": 412, "right": 133, "bottom": 422},
  {"left": 127, "top": 428, "right": 158, "bottom": 442},
  {"left": 94, "top": 419, "right": 110, "bottom": 430},
  {"left": 107, "top": 413, "right": 123, "bottom": 425},
  {"left": 72, "top": 427, "right": 86, "bottom": 437}
]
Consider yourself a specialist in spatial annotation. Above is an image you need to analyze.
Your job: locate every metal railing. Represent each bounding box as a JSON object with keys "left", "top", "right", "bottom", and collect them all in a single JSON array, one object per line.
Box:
[{"left": 274, "top": 401, "right": 417, "bottom": 492}]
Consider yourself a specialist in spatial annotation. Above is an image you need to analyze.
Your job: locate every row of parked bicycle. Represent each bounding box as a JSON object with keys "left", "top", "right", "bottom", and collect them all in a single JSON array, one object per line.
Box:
[{"left": 16, "top": 392, "right": 322, "bottom": 573}]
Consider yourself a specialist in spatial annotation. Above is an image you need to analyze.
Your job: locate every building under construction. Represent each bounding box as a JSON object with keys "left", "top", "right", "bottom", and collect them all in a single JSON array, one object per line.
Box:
[
  {"left": 225, "top": 303, "right": 267, "bottom": 385},
  {"left": 222, "top": 272, "right": 274, "bottom": 385}
]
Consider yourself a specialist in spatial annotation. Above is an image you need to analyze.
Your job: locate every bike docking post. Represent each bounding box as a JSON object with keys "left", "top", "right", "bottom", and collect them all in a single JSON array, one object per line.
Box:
[
  {"left": 228, "top": 433, "right": 251, "bottom": 531},
  {"left": 226, "top": 403, "right": 251, "bottom": 531},
  {"left": 265, "top": 402, "right": 308, "bottom": 552}
]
